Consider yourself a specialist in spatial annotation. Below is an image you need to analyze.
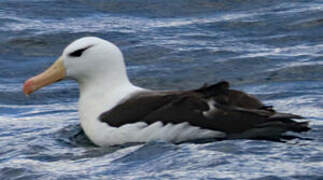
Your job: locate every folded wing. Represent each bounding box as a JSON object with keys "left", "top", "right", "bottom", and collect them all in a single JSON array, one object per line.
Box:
[{"left": 99, "top": 81, "right": 310, "bottom": 140}]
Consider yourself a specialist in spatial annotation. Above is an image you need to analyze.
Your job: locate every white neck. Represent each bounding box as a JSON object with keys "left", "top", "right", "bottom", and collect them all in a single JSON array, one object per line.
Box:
[
  {"left": 79, "top": 77, "right": 140, "bottom": 112},
  {"left": 77, "top": 75, "right": 146, "bottom": 146}
]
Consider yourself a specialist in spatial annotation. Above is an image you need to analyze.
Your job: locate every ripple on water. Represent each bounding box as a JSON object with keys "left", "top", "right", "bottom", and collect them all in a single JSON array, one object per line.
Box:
[{"left": 0, "top": 0, "right": 323, "bottom": 179}]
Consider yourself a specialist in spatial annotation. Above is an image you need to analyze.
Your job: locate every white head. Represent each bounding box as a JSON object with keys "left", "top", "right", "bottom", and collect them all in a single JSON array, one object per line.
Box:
[{"left": 23, "top": 37, "right": 131, "bottom": 95}]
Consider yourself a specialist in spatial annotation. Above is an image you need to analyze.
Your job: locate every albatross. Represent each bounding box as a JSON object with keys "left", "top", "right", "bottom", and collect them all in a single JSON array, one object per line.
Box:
[{"left": 23, "top": 37, "right": 310, "bottom": 146}]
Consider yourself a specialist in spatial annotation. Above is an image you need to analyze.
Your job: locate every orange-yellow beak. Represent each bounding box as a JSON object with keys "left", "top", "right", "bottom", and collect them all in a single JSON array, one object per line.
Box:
[{"left": 23, "top": 56, "right": 65, "bottom": 95}]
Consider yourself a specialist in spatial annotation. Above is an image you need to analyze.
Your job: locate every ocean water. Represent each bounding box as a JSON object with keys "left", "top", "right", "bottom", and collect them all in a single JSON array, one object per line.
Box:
[{"left": 1, "top": 0, "right": 323, "bottom": 179}]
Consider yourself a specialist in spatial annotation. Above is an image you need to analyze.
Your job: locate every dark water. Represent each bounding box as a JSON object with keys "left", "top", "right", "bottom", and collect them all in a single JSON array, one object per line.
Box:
[{"left": 1, "top": 0, "right": 323, "bottom": 179}]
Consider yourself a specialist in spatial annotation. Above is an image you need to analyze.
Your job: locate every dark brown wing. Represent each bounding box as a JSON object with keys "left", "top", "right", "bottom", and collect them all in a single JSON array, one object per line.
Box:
[
  {"left": 99, "top": 81, "right": 309, "bottom": 138},
  {"left": 99, "top": 90, "right": 208, "bottom": 127}
]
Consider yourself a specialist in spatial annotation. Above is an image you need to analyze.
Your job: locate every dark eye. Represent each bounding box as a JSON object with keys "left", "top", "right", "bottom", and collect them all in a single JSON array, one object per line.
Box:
[{"left": 69, "top": 45, "right": 94, "bottom": 57}]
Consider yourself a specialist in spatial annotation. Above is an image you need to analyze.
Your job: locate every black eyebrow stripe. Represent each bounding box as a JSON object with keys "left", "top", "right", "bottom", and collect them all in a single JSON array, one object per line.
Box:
[{"left": 69, "top": 45, "right": 94, "bottom": 57}]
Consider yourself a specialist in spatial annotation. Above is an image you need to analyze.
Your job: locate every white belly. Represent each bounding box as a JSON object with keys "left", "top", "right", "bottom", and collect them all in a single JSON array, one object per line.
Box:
[{"left": 81, "top": 119, "right": 226, "bottom": 147}]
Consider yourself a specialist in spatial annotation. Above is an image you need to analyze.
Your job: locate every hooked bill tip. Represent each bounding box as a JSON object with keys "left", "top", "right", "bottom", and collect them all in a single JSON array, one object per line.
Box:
[{"left": 23, "top": 79, "right": 34, "bottom": 95}]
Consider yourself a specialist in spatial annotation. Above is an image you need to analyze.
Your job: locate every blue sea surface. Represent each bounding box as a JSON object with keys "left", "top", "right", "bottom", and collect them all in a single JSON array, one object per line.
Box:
[{"left": 1, "top": 0, "right": 323, "bottom": 179}]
